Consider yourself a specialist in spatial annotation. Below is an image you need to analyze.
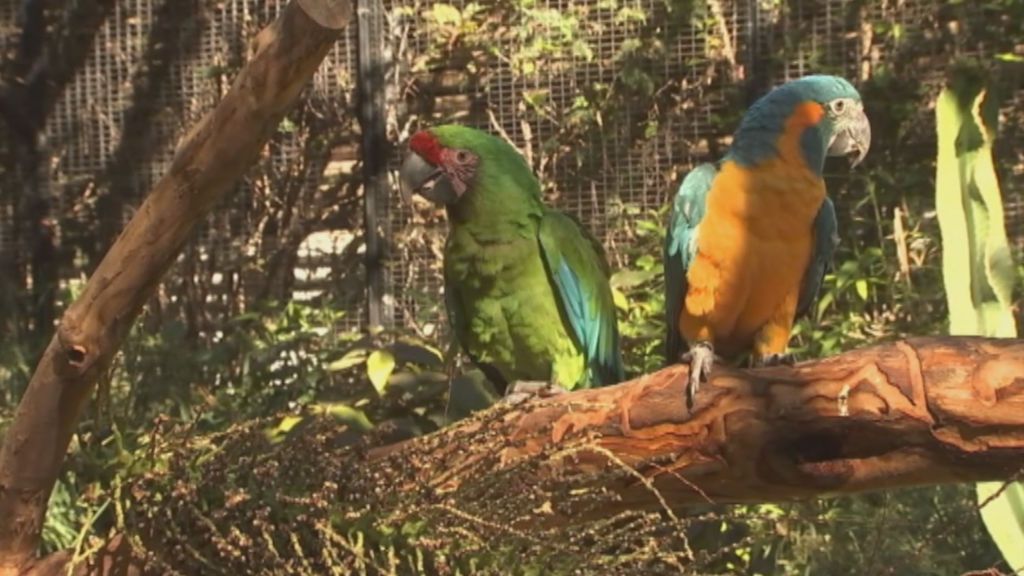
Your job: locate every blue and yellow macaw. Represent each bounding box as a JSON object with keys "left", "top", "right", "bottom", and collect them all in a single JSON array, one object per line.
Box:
[{"left": 664, "top": 75, "right": 871, "bottom": 407}]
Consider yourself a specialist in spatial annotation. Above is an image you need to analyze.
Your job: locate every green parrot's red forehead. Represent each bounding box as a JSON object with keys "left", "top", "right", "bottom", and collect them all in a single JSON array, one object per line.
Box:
[{"left": 409, "top": 131, "right": 444, "bottom": 165}]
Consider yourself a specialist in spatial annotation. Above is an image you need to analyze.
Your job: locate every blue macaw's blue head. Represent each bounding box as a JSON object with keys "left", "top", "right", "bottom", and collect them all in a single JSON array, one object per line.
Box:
[{"left": 727, "top": 74, "right": 872, "bottom": 174}]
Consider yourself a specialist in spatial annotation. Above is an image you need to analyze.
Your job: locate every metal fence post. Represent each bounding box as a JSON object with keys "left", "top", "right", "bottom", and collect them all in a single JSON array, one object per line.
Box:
[{"left": 356, "top": 0, "right": 388, "bottom": 329}]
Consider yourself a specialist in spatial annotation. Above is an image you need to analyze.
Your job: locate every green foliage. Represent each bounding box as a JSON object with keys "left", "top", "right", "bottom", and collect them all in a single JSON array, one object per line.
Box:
[
  {"left": 935, "top": 62, "right": 1024, "bottom": 574},
  {"left": 936, "top": 64, "right": 1017, "bottom": 338},
  {"left": 610, "top": 204, "right": 668, "bottom": 376}
]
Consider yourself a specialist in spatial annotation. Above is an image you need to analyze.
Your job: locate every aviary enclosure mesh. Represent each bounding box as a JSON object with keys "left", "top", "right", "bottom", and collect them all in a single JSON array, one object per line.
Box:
[{"left": 0, "top": 0, "right": 1022, "bottom": 336}]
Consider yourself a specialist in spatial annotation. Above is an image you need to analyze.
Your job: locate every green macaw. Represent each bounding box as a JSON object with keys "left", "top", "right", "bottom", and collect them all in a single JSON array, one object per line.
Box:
[{"left": 399, "top": 125, "right": 625, "bottom": 398}]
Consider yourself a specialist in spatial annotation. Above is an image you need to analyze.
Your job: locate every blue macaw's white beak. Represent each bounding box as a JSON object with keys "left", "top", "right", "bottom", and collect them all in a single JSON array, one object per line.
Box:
[
  {"left": 828, "top": 106, "right": 872, "bottom": 168},
  {"left": 399, "top": 151, "right": 459, "bottom": 206}
]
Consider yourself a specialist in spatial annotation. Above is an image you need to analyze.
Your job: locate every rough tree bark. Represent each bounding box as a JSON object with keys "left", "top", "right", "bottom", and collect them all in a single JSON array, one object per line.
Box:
[
  {"left": 22, "top": 336, "right": 1024, "bottom": 575},
  {"left": 369, "top": 337, "right": 1024, "bottom": 522},
  {"left": 0, "top": 2, "right": 352, "bottom": 574}
]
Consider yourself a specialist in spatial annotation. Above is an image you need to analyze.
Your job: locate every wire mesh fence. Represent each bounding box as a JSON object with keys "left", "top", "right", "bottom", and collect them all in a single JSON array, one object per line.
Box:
[{"left": 0, "top": 0, "right": 1021, "bottom": 340}]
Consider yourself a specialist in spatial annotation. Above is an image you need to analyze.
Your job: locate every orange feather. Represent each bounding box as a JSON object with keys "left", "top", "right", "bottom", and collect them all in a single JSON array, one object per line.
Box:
[{"left": 678, "top": 102, "right": 827, "bottom": 358}]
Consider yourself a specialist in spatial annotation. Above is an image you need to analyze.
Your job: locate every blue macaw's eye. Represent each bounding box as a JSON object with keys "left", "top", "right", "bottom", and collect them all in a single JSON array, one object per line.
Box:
[{"left": 830, "top": 99, "right": 848, "bottom": 115}]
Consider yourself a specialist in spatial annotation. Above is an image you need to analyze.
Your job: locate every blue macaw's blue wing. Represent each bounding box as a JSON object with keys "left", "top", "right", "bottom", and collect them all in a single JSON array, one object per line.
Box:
[
  {"left": 663, "top": 163, "right": 717, "bottom": 364},
  {"left": 538, "top": 210, "right": 625, "bottom": 387},
  {"left": 796, "top": 197, "right": 839, "bottom": 320}
]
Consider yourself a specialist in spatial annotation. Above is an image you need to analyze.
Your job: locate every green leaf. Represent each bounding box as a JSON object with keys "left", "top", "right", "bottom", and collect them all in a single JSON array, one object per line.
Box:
[
  {"left": 855, "top": 279, "right": 869, "bottom": 301},
  {"left": 936, "top": 64, "right": 1016, "bottom": 337},
  {"left": 431, "top": 4, "right": 461, "bottom": 25},
  {"left": 311, "top": 402, "right": 373, "bottom": 432},
  {"left": 977, "top": 482, "right": 1024, "bottom": 572},
  {"left": 264, "top": 415, "right": 304, "bottom": 443},
  {"left": 610, "top": 268, "right": 657, "bottom": 289},
  {"left": 278, "top": 117, "right": 297, "bottom": 134},
  {"left": 326, "top": 348, "right": 367, "bottom": 372},
  {"left": 276, "top": 415, "right": 303, "bottom": 433},
  {"left": 936, "top": 64, "right": 1022, "bottom": 571},
  {"left": 611, "top": 287, "right": 629, "bottom": 311},
  {"left": 366, "top": 349, "right": 396, "bottom": 395},
  {"left": 815, "top": 290, "right": 835, "bottom": 321}
]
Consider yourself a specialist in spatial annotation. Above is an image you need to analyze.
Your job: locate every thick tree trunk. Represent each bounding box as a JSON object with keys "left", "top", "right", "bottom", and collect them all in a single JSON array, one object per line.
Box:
[{"left": 0, "top": 2, "right": 352, "bottom": 574}]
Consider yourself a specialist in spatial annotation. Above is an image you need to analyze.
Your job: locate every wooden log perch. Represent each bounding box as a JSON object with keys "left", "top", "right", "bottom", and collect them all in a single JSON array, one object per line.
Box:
[
  {"left": 372, "top": 337, "right": 1024, "bottom": 523},
  {"left": 0, "top": 2, "right": 351, "bottom": 574},
  {"left": 10, "top": 337, "right": 1024, "bottom": 575}
]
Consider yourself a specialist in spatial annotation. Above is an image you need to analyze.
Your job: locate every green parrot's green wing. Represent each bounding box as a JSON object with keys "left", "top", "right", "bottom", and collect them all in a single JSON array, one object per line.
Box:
[
  {"left": 442, "top": 255, "right": 507, "bottom": 389},
  {"left": 663, "top": 163, "right": 717, "bottom": 364},
  {"left": 796, "top": 197, "right": 839, "bottom": 320},
  {"left": 538, "top": 210, "right": 625, "bottom": 386}
]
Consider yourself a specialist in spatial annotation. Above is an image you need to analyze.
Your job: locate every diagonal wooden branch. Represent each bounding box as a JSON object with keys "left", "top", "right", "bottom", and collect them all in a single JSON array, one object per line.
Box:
[
  {"left": 0, "top": 2, "right": 352, "bottom": 574},
  {"left": 371, "top": 337, "right": 1024, "bottom": 525}
]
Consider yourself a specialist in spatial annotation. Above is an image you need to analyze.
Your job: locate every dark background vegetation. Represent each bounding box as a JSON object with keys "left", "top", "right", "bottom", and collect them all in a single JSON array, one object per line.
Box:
[{"left": 1, "top": 0, "right": 1023, "bottom": 573}]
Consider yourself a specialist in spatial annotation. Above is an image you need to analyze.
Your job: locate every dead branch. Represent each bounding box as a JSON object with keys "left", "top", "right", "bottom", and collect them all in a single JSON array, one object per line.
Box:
[{"left": 0, "top": 2, "right": 352, "bottom": 574}]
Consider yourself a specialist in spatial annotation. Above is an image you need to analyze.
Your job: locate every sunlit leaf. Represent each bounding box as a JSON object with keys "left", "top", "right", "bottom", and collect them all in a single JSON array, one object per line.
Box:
[
  {"left": 264, "top": 415, "right": 304, "bottom": 443},
  {"left": 431, "top": 4, "right": 462, "bottom": 25},
  {"left": 936, "top": 65, "right": 1022, "bottom": 572},
  {"left": 311, "top": 402, "right": 373, "bottom": 432},
  {"left": 326, "top": 348, "right": 367, "bottom": 372},
  {"left": 977, "top": 482, "right": 1024, "bottom": 573},
  {"left": 611, "top": 287, "right": 629, "bottom": 311},
  {"left": 936, "top": 65, "right": 1016, "bottom": 338},
  {"left": 367, "top": 349, "right": 396, "bottom": 395},
  {"left": 610, "top": 268, "right": 657, "bottom": 289},
  {"left": 816, "top": 291, "right": 835, "bottom": 321},
  {"left": 855, "top": 279, "right": 869, "bottom": 301}
]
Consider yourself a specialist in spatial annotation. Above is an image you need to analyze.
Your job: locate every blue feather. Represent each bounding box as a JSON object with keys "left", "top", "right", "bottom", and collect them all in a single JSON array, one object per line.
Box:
[
  {"left": 663, "top": 162, "right": 717, "bottom": 363},
  {"left": 539, "top": 211, "right": 624, "bottom": 386},
  {"left": 796, "top": 197, "right": 839, "bottom": 319},
  {"left": 727, "top": 75, "right": 861, "bottom": 172},
  {"left": 556, "top": 259, "right": 597, "bottom": 359}
]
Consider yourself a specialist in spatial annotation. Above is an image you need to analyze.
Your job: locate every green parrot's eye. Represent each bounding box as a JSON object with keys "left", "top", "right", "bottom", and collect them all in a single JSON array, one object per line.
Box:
[{"left": 456, "top": 150, "right": 471, "bottom": 163}]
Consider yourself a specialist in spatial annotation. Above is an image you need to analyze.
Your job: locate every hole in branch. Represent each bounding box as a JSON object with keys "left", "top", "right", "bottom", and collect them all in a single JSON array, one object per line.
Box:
[
  {"left": 789, "top": 432, "right": 846, "bottom": 464},
  {"left": 67, "top": 345, "right": 87, "bottom": 365}
]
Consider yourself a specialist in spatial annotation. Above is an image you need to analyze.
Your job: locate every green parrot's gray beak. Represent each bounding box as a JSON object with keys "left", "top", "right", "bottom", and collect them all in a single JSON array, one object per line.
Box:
[
  {"left": 828, "top": 107, "right": 871, "bottom": 168},
  {"left": 399, "top": 151, "right": 458, "bottom": 205}
]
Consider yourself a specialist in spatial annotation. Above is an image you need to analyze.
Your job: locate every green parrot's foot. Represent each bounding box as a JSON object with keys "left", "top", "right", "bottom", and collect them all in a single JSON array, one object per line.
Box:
[
  {"left": 750, "top": 353, "right": 797, "bottom": 368},
  {"left": 679, "top": 341, "right": 715, "bottom": 410},
  {"left": 501, "top": 380, "right": 569, "bottom": 405}
]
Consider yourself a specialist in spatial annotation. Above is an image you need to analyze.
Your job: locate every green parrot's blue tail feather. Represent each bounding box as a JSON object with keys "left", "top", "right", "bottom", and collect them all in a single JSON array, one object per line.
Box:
[
  {"left": 539, "top": 211, "right": 625, "bottom": 387},
  {"left": 554, "top": 260, "right": 597, "bottom": 358}
]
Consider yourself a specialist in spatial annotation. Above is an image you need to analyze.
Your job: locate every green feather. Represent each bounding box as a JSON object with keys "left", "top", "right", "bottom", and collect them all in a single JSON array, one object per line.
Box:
[{"left": 432, "top": 125, "right": 624, "bottom": 392}]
